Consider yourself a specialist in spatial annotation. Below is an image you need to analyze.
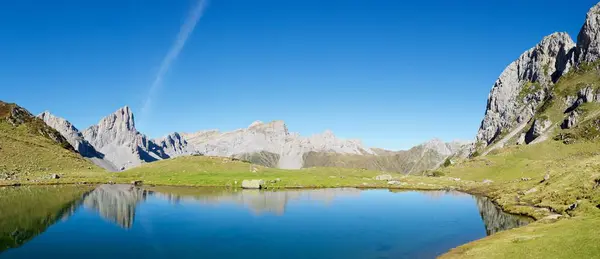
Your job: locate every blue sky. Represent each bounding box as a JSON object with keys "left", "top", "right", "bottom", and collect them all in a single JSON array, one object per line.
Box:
[{"left": 1, "top": 0, "right": 598, "bottom": 150}]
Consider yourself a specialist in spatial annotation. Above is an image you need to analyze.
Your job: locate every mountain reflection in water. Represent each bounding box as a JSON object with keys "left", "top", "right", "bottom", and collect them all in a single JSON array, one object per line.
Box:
[
  {"left": 475, "top": 196, "right": 532, "bottom": 235},
  {"left": 0, "top": 185, "right": 532, "bottom": 257},
  {"left": 82, "top": 184, "right": 147, "bottom": 229}
]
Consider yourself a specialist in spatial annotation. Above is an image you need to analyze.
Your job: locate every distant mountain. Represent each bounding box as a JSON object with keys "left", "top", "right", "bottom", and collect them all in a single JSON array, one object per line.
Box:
[
  {"left": 303, "top": 138, "right": 472, "bottom": 174},
  {"left": 39, "top": 106, "right": 469, "bottom": 173},
  {"left": 172, "top": 120, "right": 375, "bottom": 169}
]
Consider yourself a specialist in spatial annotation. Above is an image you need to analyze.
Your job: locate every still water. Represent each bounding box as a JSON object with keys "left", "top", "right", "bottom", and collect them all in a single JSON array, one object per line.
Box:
[{"left": 0, "top": 185, "right": 531, "bottom": 259}]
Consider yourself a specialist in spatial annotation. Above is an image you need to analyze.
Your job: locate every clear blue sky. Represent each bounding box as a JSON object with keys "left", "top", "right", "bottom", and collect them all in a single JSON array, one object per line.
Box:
[{"left": 1, "top": 0, "right": 598, "bottom": 150}]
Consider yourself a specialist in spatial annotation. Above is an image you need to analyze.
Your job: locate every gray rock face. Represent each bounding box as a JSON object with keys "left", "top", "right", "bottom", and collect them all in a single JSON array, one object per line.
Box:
[
  {"left": 180, "top": 120, "right": 374, "bottom": 169},
  {"left": 476, "top": 32, "right": 576, "bottom": 146},
  {"left": 474, "top": 3, "right": 600, "bottom": 152},
  {"left": 82, "top": 106, "right": 168, "bottom": 170},
  {"left": 525, "top": 118, "right": 552, "bottom": 144},
  {"left": 562, "top": 111, "right": 580, "bottom": 129},
  {"left": 155, "top": 132, "right": 199, "bottom": 157},
  {"left": 38, "top": 111, "right": 118, "bottom": 171},
  {"left": 577, "top": 3, "right": 600, "bottom": 64}
]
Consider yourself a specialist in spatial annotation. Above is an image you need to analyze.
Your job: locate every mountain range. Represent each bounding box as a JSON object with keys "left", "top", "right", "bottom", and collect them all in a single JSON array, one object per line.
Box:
[{"left": 35, "top": 106, "right": 470, "bottom": 173}]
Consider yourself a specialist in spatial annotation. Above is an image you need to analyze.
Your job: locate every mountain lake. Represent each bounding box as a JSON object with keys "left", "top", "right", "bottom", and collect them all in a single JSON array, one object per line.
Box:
[{"left": 0, "top": 185, "right": 531, "bottom": 259}]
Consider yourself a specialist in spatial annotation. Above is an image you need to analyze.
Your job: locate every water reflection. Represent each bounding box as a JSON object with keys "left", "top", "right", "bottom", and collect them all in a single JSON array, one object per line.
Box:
[
  {"left": 82, "top": 184, "right": 147, "bottom": 229},
  {"left": 475, "top": 196, "right": 532, "bottom": 235},
  {"left": 0, "top": 185, "right": 533, "bottom": 256},
  {"left": 150, "top": 187, "right": 361, "bottom": 215},
  {"left": 0, "top": 185, "right": 92, "bottom": 253}
]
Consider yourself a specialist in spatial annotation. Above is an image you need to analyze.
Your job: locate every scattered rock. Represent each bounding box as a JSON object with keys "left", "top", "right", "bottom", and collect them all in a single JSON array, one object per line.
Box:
[
  {"left": 387, "top": 181, "right": 401, "bottom": 185},
  {"left": 524, "top": 187, "right": 538, "bottom": 195},
  {"left": 540, "top": 173, "right": 551, "bottom": 183},
  {"left": 566, "top": 202, "right": 578, "bottom": 211},
  {"left": 543, "top": 214, "right": 562, "bottom": 220},
  {"left": 483, "top": 179, "right": 494, "bottom": 184},
  {"left": 516, "top": 133, "right": 526, "bottom": 145},
  {"left": 375, "top": 174, "right": 393, "bottom": 181},
  {"left": 131, "top": 180, "right": 143, "bottom": 186},
  {"left": 50, "top": 174, "right": 60, "bottom": 179},
  {"left": 521, "top": 177, "right": 532, "bottom": 181},
  {"left": 452, "top": 178, "right": 461, "bottom": 181},
  {"left": 241, "top": 179, "right": 265, "bottom": 189}
]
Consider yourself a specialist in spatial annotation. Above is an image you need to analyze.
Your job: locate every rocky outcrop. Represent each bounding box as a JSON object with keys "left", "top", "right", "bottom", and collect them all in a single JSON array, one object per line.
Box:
[
  {"left": 476, "top": 33, "right": 576, "bottom": 146},
  {"left": 562, "top": 111, "right": 580, "bottom": 129},
  {"left": 576, "top": 3, "right": 600, "bottom": 64},
  {"left": 82, "top": 106, "right": 168, "bottom": 170},
  {"left": 475, "top": 2, "right": 600, "bottom": 152},
  {"left": 525, "top": 118, "right": 552, "bottom": 144}
]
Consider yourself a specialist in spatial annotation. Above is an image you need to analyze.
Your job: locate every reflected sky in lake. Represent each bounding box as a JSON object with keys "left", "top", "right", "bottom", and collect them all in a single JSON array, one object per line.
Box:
[{"left": 0, "top": 185, "right": 531, "bottom": 259}]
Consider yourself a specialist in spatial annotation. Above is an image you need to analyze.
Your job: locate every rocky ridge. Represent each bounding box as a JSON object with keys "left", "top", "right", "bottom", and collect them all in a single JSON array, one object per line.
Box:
[
  {"left": 475, "top": 2, "right": 600, "bottom": 153},
  {"left": 38, "top": 111, "right": 118, "bottom": 171},
  {"left": 39, "top": 107, "right": 467, "bottom": 173}
]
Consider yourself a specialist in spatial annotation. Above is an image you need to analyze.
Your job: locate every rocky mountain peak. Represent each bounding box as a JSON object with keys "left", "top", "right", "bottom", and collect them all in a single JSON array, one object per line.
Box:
[
  {"left": 81, "top": 106, "right": 166, "bottom": 170},
  {"left": 476, "top": 32, "right": 576, "bottom": 146},
  {"left": 577, "top": 3, "right": 600, "bottom": 64}
]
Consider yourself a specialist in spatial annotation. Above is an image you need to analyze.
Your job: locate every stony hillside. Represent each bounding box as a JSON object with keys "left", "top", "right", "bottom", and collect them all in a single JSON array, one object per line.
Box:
[
  {"left": 476, "top": 3, "right": 600, "bottom": 155},
  {"left": 0, "top": 101, "right": 99, "bottom": 178}
]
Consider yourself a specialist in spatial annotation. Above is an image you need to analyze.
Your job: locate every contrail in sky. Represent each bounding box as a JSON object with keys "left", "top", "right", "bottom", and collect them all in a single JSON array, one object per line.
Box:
[{"left": 140, "top": 0, "right": 208, "bottom": 124}]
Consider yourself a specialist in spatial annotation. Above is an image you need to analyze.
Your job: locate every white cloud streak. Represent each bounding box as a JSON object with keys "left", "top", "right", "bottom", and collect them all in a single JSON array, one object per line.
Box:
[{"left": 140, "top": 0, "right": 208, "bottom": 123}]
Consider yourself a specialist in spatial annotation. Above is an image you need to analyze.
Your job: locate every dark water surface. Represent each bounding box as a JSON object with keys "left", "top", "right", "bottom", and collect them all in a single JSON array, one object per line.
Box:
[{"left": 0, "top": 185, "right": 531, "bottom": 259}]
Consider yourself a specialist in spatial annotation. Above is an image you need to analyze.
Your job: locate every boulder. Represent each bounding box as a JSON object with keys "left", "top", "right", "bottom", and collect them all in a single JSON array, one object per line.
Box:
[
  {"left": 375, "top": 174, "right": 393, "bottom": 181},
  {"left": 242, "top": 179, "right": 265, "bottom": 189},
  {"left": 50, "top": 174, "right": 60, "bottom": 179},
  {"left": 131, "top": 180, "right": 143, "bottom": 186},
  {"left": 561, "top": 111, "right": 580, "bottom": 129},
  {"left": 525, "top": 118, "right": 552, "bottom": 144},
  {"left": 387, "top": 181, "right": 402, "bottom": 185},
  {"left": 482, "top": 179, "right": 494, "bottom": 184}
]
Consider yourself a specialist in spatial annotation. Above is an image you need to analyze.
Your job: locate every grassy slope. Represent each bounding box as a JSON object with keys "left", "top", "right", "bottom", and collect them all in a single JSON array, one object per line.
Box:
[
  {"left": 440, "top": 64, "right": 600, "bottom": 258},
  {"left": 0, "top": 185, "right": 93, "bottom": 252},
  {"left": 0, "top": 101, "right": 105, "bottom": 184},
  {"left": 114, "top": 155, "right": 461, "bottom": 189}
]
